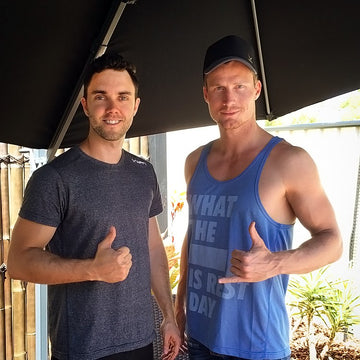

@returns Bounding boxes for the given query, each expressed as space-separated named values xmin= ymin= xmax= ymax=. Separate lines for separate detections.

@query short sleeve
xmin=148 ymin=165 xmax=163 ymax=218
xmin=19 ymin=165 xmax=66 ymax=227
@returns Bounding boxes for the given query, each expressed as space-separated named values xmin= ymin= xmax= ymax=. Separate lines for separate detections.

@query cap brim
xmin=204 ymin=56 xmax=257 ymax=75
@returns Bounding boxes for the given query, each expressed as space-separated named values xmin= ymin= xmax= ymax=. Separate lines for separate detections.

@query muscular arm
xmin=220 ymin=145 xmax=342 ymax=283
xmin=277 ymin=146 xmax=342 ymax=273
xmin=7 ymin=217 xmax=132 ymax=284
xmin=149 ymin=216 xmax=180 ymax=359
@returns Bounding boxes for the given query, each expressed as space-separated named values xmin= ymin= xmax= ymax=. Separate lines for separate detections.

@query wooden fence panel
xmin=0 ymin=144 xmax=31 ymax=359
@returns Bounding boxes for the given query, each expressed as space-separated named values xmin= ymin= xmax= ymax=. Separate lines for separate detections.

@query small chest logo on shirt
xmin=132 ymin=159 xmax=147 ymax=165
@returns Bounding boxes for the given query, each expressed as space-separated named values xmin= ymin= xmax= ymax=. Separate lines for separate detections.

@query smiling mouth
xmin=104 ymin=119 xmax=121 ymax=125
xmin=221 ymin=111 xmax=238 ymax=116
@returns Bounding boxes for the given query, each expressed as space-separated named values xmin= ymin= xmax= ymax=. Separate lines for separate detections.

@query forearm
xmin=277 ymin=229 xmax=343 ymax=275
xmin=174 ymin=235 xmax=188 ymax=313
xmin=220 ymin=225 xmax=343 ymax=284
xmin=8 ymin=218 xmax=132 ymax=284
xmin=8 ymin=217 xmax=96 ymax=284
xmin=7 ymin=247 xmax=94 ymax=284
xmin=150 ymin=244 xmax=175 ymax=321
xmin=175 ymin=271 xmax=187 ymax=312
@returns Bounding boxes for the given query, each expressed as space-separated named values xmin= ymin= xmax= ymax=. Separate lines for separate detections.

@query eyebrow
xmin=90 ymin=90 xmax=133 ymax=96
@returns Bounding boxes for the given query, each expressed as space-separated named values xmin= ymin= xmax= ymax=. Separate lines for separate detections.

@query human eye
xmin=214 ymin=86 xmax=225 ymax=92
xmin=235 ymin=84 xmax=245 ymax=90
xmin=118 ymin=92 xmax=132 ymax=101
xmin=94 ymin=94 xmax=105 ymax=101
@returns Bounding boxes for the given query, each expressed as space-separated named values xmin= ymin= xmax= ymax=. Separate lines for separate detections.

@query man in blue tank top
xmin=8 ymin=53 xmax=180 ymax=360
xmin=175 ymin=35 xmax=342 ymax=360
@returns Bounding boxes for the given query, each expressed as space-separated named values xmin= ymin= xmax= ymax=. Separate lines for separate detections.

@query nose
xmin=106 ymin=98 xmax=120 ymax=113
xmin=222 ymin=89 xmax=235 ymax=106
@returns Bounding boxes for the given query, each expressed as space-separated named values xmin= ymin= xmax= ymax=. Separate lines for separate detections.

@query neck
xmin=217 ymin=122 xmax=268 ymax=154
xmin=79 ymin=137 xmax=124 ymax=164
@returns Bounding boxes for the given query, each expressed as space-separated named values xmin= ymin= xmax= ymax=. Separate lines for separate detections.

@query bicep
xmin=10 ymin=216 xmax=57 ymax=253
xmin=285 ymin=149 xmax=338 ymax=235
xmin=7 ymin=217 xmax=57 ymax=278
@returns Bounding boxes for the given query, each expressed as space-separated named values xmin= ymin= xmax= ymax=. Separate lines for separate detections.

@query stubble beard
xmin=92 ymin=123 xmax=128 ymax=142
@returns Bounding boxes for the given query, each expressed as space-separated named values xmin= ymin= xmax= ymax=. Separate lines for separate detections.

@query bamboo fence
xmin=0 ymin=137 xmax=148 ymax=359
xmin=0 ymin=143 xmax=32 ymax=360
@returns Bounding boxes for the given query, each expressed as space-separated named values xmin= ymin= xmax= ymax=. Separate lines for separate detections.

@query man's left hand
xmin=219 ymin=221 xmax=278 ymax=284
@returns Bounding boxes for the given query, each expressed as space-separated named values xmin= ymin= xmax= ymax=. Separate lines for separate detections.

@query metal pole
xmin=47 ymin=1 xmax=129 ymax=162
xmin=250 ymin=0 xmax=273 ymax=120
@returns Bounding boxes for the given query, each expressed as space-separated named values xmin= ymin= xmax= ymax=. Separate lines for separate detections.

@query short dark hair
xmin=83 ymin=52 xmax=139 ymax=98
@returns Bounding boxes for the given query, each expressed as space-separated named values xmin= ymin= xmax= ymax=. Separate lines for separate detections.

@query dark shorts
xmin=188 ymin=337 xmax=290 ymax=360
xmin=51 ymin=342 xmax=153 ymax=360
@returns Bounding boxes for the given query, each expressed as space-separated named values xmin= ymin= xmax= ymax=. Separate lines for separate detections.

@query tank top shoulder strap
xmin=255 ymin=136 xmax=283 ymax=177
xmin=262 ymin=136 xmax=283 ymax=158
xmin=201 ymin=141 xmax=213 ymax=158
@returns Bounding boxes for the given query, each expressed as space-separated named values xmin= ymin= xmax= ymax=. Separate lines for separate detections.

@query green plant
xmin=288 ymin=267 xmax=331 ymax=360
xmin=322 ymin=280 xmax=360 ymax=339
xmin=288 ymin=266 xmax=360 ymax=359
xmin=318 ymin=279 xmax=360 ymax=359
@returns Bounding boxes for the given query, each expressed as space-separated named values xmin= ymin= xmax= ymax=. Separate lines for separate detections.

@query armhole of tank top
xmin=254 ymin=136 xmax=289 ymax=227
xmin=256 ymin=136 xmax=282 ymax=180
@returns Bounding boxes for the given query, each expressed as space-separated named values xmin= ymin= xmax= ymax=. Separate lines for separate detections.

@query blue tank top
xmin=186 ymin=136 xmax=293 ymax=359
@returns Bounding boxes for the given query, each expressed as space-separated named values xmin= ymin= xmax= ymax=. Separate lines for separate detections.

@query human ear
xmin=80 ymin=97 xmax=89 ymax=117
xmin=133 ymin=97 xmax=141 ymax=116
xmin=254 ymin=80 xmax=262 ymax=100
xmin=203 ymin=86 xmax=209 ymax=103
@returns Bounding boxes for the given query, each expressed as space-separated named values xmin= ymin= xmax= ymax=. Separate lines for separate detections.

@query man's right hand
xmin=91 ymin=226 xmax=132 ymax=282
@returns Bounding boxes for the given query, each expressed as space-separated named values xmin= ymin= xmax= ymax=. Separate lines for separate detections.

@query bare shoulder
xmin=271 ymin=139 xmax=318 ymax=181
xmin=184 ymin=145 xmax=206 ymax=185
xmin=272 ymin=139 xmax=311 ymax=160
xmin=261 ymin=138 xmax=326 ymax=224
xmin=269 ymin=140 xmax=328 ymax=224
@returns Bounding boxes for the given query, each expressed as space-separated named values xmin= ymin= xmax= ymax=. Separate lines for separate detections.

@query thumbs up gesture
xmin=91 ymin=226 xmax=132 ymax=283
xmin=219 ymin=222 xmax=277 ymax=284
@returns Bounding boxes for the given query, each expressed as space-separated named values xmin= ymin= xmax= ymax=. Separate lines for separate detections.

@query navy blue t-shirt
xmin=19 ymin=147 xmax=163 ymax=360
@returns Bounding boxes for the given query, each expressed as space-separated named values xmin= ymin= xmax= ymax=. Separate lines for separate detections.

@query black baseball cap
xmin=203 ymin=35 xmax=258 ymax=75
